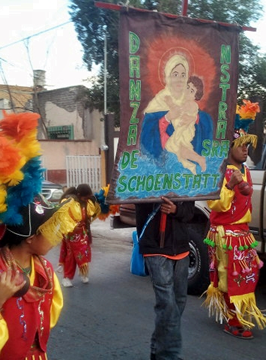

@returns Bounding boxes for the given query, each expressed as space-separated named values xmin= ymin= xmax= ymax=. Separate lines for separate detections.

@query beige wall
xmin=35 ymin=85 xmax=107 ymax=186
xmin=40 ymin=140 xmax=100 ymax=169
xmin=45 ymin=101 xmax=84 ymax=139
xmin=39 ymin=140 xmax=106 ymax=187
xmin=42 ymin=102 xmax=103 ymax=143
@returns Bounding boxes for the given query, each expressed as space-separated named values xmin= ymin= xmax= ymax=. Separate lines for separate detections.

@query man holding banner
xmin=136 ymin=197 xmax=194 ymax=360
xmin=105 ymin=5 xmax=246 ymax=359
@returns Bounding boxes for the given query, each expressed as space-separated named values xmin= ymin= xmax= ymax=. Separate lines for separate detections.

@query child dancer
xmin=0 ymin=111 xmax=83 ymax=359
xmin=59 ymin=184 xmax=101 ymax=287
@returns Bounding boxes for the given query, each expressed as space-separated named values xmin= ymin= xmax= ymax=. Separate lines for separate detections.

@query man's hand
xmin=227 ymin=169 xmax=243 ymax=189
xmin=161 ymin=196 xmax=177 ymax=214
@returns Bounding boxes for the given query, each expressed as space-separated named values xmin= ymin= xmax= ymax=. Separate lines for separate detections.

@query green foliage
xmin=69 ymin=0 xmax=266 ymax=125
xmin=187 ymin=0 xmax=262 ymax=24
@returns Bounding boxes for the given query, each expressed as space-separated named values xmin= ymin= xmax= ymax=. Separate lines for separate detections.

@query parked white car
xmin=41 ymin=180 xmax=64 ymax=203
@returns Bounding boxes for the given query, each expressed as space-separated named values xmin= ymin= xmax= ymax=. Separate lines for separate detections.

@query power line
xmin=0 ymin=21 xmax=72 ymax=51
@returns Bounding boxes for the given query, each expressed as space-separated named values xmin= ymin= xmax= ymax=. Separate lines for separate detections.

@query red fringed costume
xmin=203 ymin=164 xmax=266 ymax=329
xmin=59 ymin=198 xmax=100 ymax=279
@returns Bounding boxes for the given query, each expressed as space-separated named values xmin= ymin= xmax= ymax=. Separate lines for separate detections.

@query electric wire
xmin=0 ymin=21 xmax=72 ymax=51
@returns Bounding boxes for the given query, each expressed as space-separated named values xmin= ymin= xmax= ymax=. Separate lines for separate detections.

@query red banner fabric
xmin=107 ymin=8 xmax=241 ymax=204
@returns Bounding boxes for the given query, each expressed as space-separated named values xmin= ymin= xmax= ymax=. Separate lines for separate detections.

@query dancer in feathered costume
xmin=0 ymin=112 xmax=84 ymax=359
xmin=58 ymin=184 xmax=119 ymax=287
xmin=203 ymin=100 xmax=266 ymax=339
xmin=58 ymin=184 xmax=101 ymax=287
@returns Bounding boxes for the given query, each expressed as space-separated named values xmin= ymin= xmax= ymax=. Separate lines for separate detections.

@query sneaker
xmin=62 ymin=278 xmax=73 ymax=287
xmin=82 ymin=276 xmax=89 ymax=284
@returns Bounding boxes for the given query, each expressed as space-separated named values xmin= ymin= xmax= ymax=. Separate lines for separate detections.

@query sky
xmin=0 ymin=0 xmax=94 ymax=89
xmin=0 ymin=0 xmax=265 ymax=90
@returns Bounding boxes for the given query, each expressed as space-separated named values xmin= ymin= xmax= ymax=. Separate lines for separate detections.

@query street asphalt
xmin=46 ymin=218 xmax=266 ymax=360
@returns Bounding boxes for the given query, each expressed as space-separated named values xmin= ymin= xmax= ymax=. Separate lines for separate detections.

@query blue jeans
xmin=145 ymin=255 xmax=189 ymax=360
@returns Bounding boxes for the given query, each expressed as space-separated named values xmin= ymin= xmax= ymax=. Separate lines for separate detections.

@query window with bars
xmin=47 ymin=125 xmax=74 ymax=140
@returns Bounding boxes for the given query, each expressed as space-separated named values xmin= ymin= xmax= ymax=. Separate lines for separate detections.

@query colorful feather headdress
xmin=233 ymin=100 xmax=260 ymax=148
xmin=0 ymin=112 xmax=83 ymax=246
xmin=0 ymin=111 xmax=43 ymax=225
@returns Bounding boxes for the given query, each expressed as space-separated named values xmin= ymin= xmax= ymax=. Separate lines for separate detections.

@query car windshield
xmin=247 ymin=143 xmax=266 ymax=170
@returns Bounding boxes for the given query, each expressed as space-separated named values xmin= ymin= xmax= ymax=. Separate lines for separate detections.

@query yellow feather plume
xmin=38 ymin=198 xmax=83 ymax=246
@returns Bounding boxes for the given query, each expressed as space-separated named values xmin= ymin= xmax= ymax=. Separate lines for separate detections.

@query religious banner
xmin=107 ymin=8 xmax=241 ymax=204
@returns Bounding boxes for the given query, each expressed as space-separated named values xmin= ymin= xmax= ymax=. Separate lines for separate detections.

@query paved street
xmin=46 ymin=218 xmax=266 ymax=360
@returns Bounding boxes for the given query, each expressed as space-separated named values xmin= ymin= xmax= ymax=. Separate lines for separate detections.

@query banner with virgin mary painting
xmin=107 ymin=7 xmax=241 ymax=204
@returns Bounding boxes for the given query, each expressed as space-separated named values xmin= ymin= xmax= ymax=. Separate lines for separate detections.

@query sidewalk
xmin=91 ymin=217 xmax=135 ymax=242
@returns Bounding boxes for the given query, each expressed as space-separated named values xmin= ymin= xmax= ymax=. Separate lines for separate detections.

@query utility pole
xmin=102 ymin=33 xmax=109 ymax=153
xmin=102 ymin=33 xmax=109 ymax=187
xmin=104 ymin=33 xmax=107 ymax=115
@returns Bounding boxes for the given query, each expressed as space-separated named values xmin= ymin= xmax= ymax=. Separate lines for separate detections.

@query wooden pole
xmin=182 ymin=0 xmax=188 ymax=16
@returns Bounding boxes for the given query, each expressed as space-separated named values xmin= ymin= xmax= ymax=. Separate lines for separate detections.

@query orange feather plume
xmin=236 ymin=100 xmax=260 ymax=120
xmin=0 ymin=112 xmax=40 ymax=142
xmin=0 ymin=136 xmax=22 ymax=178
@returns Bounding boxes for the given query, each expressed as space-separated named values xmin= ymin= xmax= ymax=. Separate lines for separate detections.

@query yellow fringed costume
xmin=203 ymin=164 xmax=266 ymax=332
xmin=202 ymin=100 xmax=266 ymax=336
xmin=38 ymin=198 xmax=84 ymax=247
xmin=58 ymin=185 xmax=102 ymax=285
xmin=204 ymin=165 xmax=266 ymax=329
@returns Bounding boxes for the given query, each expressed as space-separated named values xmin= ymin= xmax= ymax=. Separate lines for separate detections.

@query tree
xmin=69 ymin=0 xmax=265 ymax=125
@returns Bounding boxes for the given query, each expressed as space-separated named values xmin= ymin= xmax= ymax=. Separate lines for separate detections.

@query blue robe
xmin=140 ymin=110 xmax=213 ymax=159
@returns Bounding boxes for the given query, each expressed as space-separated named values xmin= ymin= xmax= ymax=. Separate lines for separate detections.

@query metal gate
xmin=66 ymin=155 xmax=101 ymax=192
